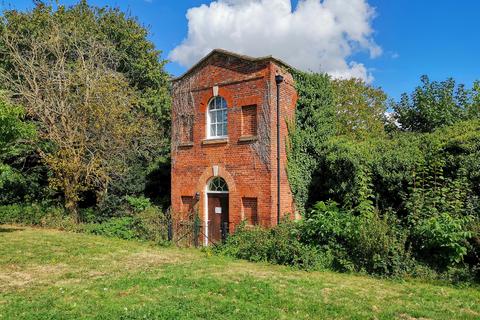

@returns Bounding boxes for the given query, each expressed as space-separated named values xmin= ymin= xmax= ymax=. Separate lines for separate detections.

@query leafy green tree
xmin=0 ymin=1 xmax=170 ymax=218
xmin=332 ymin=78 xmax=387 ymax=140
xmin=0 ymin=97 xmax=34 ymax=152
xmin=393 ymin=75 xmax=475 ymax=132
xmin=95 ymin=4 xmax=171 ymax=132
xmin=0 ymin=96 xmax=42 ymax=203
xmin=469 ymin=81 xmax=480 ymax=118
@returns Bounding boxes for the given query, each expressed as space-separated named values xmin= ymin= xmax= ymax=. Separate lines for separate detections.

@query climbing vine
xmin=286 ymin=70 xmax=336 ymax=213
xmin=251 ymin=80 xmax=272 ymax=167
xmin=171 ymin=72 xmax=200 ymax=159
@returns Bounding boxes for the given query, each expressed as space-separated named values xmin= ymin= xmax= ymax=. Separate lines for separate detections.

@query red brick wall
xmin=241 ymin=105 xmax=257 ymax=137
xmin=171 ymin=51 xmax=297 ymax=244
xmin=268 ymin=64 xmax=298 ymax=223
xmin=242 ymin=197 xmax=258 ymax=225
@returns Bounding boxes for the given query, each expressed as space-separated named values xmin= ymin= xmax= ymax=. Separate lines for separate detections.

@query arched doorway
xmin=206 ymin=177 xmax=229 ymax=244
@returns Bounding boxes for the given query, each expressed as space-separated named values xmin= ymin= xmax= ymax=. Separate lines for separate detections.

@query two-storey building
xmin=171 ymin=49 xmax=297 ymax=245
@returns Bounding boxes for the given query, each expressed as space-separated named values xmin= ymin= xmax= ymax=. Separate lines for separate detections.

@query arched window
xmin=207 ymin=96 xmax=228 ymax=138
xmin=207 ymin=177 xmax=228 ymax=193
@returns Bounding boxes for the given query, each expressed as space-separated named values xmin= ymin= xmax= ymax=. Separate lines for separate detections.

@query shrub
xmin=440 ymin=265 xmax=480 ymax=285
xmin=125 ymin=195 xmax=152 ymax=213
xmin=0 ymin=203 xmax=42 ymax=225
xmin=405 ymin=152 xmax=478 ymax=268
xmin=85 ymin=206 xmax=170 ymax=244
xmin=218 ymin=223 xmax=272 ymax=262
xmin=268 ymin=221 xmax=326 ymax=270
xmin=134 ymin=206 xmax=170 ymax=244
xmin=78 ymin=207 xmax=98 ymax=224
xmin=300 ymin=200 xmax=353 ymax=245
xmin=217 ymin=221 xmax=326 ymax=270
xmin=467 ymin=218 xmax=480 ymax=268
xmin=300 ymin=201 xmax=411 ymax=276
xmin=86 ymin=217 xmax=138 ymax=240
xmin=413 ymin=213 xmax=473 ymax=266
xmin=352 ymin=212 xmax=411 ymax=275
xmin=0 ymin=201 xmax=171 ymax=244
xmin=0 ymin=203 xmax=77 ymax=230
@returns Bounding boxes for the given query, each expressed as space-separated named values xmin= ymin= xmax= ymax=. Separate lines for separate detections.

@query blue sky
xmin=1 ymin=0 xmax=479 ymax=100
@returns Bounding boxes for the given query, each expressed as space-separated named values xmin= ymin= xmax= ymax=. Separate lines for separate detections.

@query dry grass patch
xmin=0 ymin=263 xmax=69 ymax=291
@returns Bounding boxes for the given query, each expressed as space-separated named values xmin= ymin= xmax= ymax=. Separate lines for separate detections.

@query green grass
xmin=0 ymin=225 xmax=479 ymax=319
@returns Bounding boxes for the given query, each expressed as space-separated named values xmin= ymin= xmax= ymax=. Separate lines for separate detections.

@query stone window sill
xmin=178 ymin=142 xmax=194 ymax=148
xmin=202 ymin=137 xmax=228 ymax=145
xmin=238 ymin=135 xmax=258 ymax=143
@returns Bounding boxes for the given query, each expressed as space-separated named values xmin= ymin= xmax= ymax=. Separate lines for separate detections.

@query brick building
xmin=171 ymin=49 xmax=297 ymax=245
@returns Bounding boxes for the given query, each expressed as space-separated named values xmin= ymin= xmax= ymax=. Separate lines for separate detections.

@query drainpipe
xmin=275 ymin=74 xmax=284 ymax=225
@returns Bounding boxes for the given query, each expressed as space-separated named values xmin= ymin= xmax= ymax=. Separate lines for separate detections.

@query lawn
xmin=0 ymin=225 xmax=479 ymax=319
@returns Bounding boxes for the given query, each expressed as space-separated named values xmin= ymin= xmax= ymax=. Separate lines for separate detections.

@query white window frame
xmin=206 ymin=96 xmax=228 ymax=139
xmin=207 ymin=177 xmax=229 ymax=194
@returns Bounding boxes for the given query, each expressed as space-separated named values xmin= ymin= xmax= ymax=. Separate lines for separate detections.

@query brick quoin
xmin=171 ymin=49 xmax=297 ymax=245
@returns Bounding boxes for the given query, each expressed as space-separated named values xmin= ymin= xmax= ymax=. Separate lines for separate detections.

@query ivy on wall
xmin=287 ymin=70 xmax=336 ymax=213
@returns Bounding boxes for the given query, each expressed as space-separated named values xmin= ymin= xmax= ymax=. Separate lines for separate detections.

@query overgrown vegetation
xmin=0 ymin=199 xmax=171 ymax=245
xmin=0 ymin=0 xmax=479 ymax=287
xmin=276 ymin=70 xmax=480 ymax=282
xmin=220 ymin=70 xmax=480 ymax=284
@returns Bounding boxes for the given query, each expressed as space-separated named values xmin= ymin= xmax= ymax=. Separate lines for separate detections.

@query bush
xmin=0 ymin=203 xmax=44 ymax=225
xmin=125 ymin=195 xmax=152 ymax=212
xmin=218 ymin=223 xmax=272 ymax=262
xmin=85 ymin=206 xmax=170 ymax=244
xmin=0 ymin=203 xmax=78 ymax=230
xmin=217 ymin=221 xmax=327 ymax=271
xmin=268 ymin=221 xmax=326 ymax=269
xmin=413 ymin=213 xmax=473 ymax=266
xmin=134 ymin=207 xmax=170 ymax=244
xmin=352 ymin=212 xmax=411 ymax=275
xmin=0 ymin=201 xmax=170 ymax=244
xmin=300 ymin=201 xmax=412 ymax=276
xmin=218 ymin=201 xmax=413 ymax=276
xmin=85 ymin=217 xmax=138 ymax=240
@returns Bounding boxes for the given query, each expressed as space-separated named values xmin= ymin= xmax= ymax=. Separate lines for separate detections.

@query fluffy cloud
xmin=169 ymin=0 xmax=381 ymax=82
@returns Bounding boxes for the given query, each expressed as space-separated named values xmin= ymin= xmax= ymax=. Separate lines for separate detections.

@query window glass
xmin=208 ymin=96 xmax=228 ymax=138
xmin=208 ymin=177 xmax=228 ymax=192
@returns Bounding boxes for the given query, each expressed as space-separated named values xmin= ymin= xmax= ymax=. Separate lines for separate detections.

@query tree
xmin=0 ymin=97 xmax=34 ymax=152
xmin=95 ymin=4 xmax=171 ymax=133
xmin=0 ymin=96 xmax=40 ymax=203
xmin=469 ymin=81 xmax=480 ymax=118
xmin=0 ymin=2 xmax=168 ymax=220
xmin=332 ymin=78 xmax=387 ymax=140
xmin=393 ymin=75 xmax=475 ymax=132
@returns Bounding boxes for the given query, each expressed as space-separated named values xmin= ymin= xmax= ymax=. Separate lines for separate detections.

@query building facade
xmin=171 ymin=49 xmax=297 ymax=245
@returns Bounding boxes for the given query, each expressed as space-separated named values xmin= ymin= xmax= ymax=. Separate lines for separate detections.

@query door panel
xmin=207 ymin=193 xmax=228 ymax=244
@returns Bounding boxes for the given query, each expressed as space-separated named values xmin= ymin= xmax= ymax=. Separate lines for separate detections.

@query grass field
xmin=0 ymin=225 xmax=479 ymax=319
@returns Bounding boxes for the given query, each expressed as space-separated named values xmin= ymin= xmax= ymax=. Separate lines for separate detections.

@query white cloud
xmin=169 ymin=0 xmax=381 ymax=82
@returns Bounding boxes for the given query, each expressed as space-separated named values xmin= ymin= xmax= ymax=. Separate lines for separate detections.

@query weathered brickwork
xmin=171 ymin=49 xmax=297 ymax=244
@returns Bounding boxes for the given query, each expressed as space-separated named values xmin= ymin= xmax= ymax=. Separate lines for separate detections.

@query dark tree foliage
xmin=288 ymin=71 xmax=390 ymax=211
xmin=0 ymin=1 xmax=171 ymax=215
xmin=287 ymin=70 xmax=336 ymax=213
xmin=0 ymin=97 xmax=48 ymax=204
xmin=286 ymin=72 xmax=480 ymax=274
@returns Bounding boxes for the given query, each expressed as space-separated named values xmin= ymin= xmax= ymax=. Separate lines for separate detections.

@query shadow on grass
xmin=0 ymin=226 xmax=25 ymax=233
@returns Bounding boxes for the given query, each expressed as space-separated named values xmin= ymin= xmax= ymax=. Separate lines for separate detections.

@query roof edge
xmin=171 ymin=49 xmax=293 ymax=82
